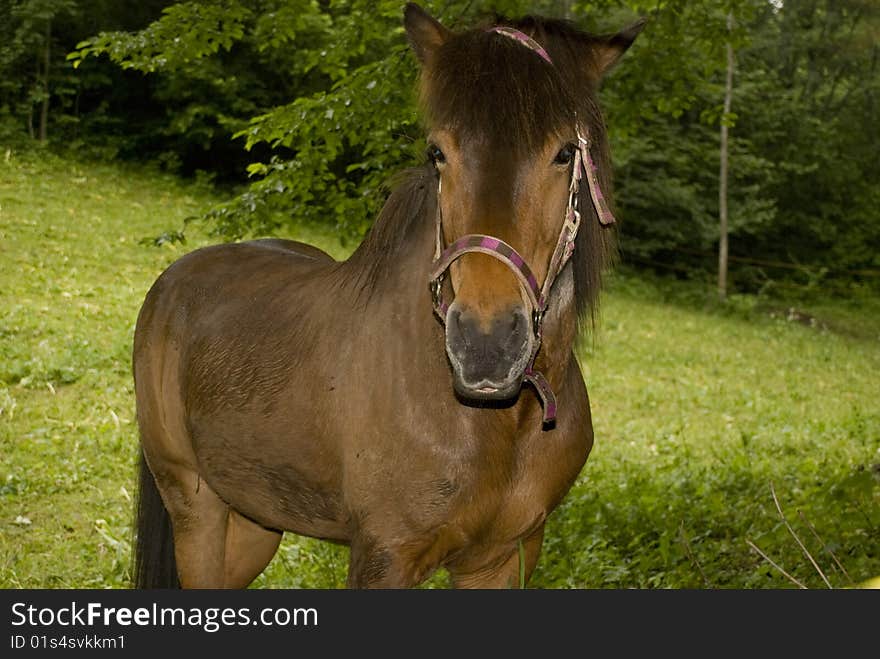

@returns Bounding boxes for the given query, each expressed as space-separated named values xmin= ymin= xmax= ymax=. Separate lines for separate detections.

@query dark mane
xmin=352 ymin=14 xmax=618 ymax=323
xmin=344 ymin=165 xmax=436 ymax=298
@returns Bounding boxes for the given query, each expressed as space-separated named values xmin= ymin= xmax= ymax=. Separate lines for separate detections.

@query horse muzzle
xmin=444 ymin=302 xmax=534 ymax=400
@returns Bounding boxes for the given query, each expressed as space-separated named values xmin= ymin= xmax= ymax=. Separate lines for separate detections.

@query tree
xmin=718 ymin=12 xmax=734 ymax=299
xmin=0 ymin=0 xmax=78 ymax=141
xmin=0 ymin=0 xmax=177 ymax=148
xmin=732 ymin=0 xmax=880 ymax=288
xmin=71 ymin=1 xmax=530 ymax=238
xmin=10 ymin=0 xmax=876 ymax=293
xmin=610 ymin=0 xmax=879 ymax=292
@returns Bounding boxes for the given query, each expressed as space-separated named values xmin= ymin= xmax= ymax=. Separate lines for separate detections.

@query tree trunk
xmin=73 ymin=87 xmax=81 ymax=141
xmin=27 ymin=52 xmax=39 ymax=140
xmin=27 ymin=103 xmax=35 ymax=140
xmin=560 ymin=0 xmax=572 ymax=20
xmin=718 ymin=14 xmax=734 ymax=300
xmin=39 ymin=19 xmax=51 ymax=143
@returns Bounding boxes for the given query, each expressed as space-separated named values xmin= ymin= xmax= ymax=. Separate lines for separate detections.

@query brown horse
xmin=132 ymin=3 xmax=643 ymax=589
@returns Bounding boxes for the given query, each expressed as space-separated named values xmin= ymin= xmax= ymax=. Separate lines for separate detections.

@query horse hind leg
xmin=224 ymin=509 xmax=283 ymax=588
xmin=145 ymin=459 xmax=281 ymax=588
xmin=155 ymin=469 xmax=282 ymax=588
xmin=134 ymin=353 xmax=281 ymax=587
xmin=134 ymin=327 xmax=280 ymax=587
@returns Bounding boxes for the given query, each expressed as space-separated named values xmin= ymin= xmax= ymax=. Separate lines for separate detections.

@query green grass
xmin=539 ymin=275 xmax=879 ymax=588
xmin=1 ymin=150 xmax=877 ymax=589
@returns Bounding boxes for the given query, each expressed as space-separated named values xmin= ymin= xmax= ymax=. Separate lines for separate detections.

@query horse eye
xmin=554 ymin=143 xmax=575 ymax=166
xmin=427 ymin=144 xmax=446 ymax=166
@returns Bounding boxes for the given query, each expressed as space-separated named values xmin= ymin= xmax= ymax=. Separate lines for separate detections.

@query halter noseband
xmin=429 ymin=26 xmax=615 ymax=427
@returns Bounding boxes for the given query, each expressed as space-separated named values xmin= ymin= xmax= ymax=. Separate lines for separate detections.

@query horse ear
xmin=592 ymin=17 xmax=647 ymax=76
xmin=404 ymin=3 xmax=452 ymax=63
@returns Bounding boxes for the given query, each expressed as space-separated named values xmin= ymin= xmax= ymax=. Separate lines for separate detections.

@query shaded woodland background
xmin=2 ymin=0 xmax=878 ymax=297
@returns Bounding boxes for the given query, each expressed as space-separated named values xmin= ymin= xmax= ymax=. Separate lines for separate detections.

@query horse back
xmin=134 ymin=238 xmax=336 ymax=359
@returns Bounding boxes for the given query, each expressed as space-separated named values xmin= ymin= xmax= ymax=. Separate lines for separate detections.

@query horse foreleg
xmin=347 ymin=531 xmax=454 ymax=589
xmin=448 ymin=524 xmax=546 ymax=589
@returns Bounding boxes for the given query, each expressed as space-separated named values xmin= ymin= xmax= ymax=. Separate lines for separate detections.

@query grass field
xmin=1 ymin=149 xmax=877 ymax=589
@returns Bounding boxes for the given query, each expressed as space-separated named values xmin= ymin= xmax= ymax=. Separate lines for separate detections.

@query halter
xmin=429 ymin=26 xmax=615 ymax=426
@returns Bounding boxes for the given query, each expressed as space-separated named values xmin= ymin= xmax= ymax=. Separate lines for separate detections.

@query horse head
xmin=405 ymin=3 xmax=644 ymax=412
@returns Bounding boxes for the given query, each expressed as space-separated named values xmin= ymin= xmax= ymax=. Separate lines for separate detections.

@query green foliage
xmin=215 ymin=44 xmax=420 ymax=240
xmin=4 ymin=0 xmax=878 ymax=287
xmin=536 ymin=269 xmax=880 ymax=588
xmin=0 ymin=0 xmax=77 ymax=138
xmin=612 ymin=0 xmax=880 ymax=290
xmin=0 ymin=1 xmax=179 ymax=155
xmin=70 ymin=1 xmax=253 ymax=73
xmin=67 ymin=1 xmax=463 ymax=238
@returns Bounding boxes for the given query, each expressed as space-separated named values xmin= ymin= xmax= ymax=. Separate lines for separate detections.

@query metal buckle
xmin=532 ymin=308 xmax=545 ymax=335
xmin=431 ymin=275 xmax=444 ymax=307
xmin=576 ymin=124 xmax=591 ymax=149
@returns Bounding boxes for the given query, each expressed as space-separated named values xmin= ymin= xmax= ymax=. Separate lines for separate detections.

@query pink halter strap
xmin=488 ymin=26 xmax=553 ymax=64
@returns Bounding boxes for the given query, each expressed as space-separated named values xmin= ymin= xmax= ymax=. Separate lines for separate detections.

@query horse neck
xmin=337 ymin=204 xmax=439 ymax=331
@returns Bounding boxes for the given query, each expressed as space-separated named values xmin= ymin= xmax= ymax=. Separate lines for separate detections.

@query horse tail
xmin=132 ymin=452 xmax=180 ymax=588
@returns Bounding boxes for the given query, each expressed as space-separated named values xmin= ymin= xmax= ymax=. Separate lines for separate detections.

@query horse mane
xmin=350 ymin=14 xmax=618 ymax=324
xmin=343 ymin=164 xmax=436 ymax=300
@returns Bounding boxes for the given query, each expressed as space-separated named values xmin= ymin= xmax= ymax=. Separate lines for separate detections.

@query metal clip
xmin=532 ymin=307 xmax=545 ymax=336
xmin=431 ymin=276 xmax=444 ymax=307
xmin=576 ymin=123 xmax=591 ymax=149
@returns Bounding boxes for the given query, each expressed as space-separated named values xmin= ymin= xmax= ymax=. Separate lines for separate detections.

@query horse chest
xmin=427 ymin=426 xmax=588 ymax=551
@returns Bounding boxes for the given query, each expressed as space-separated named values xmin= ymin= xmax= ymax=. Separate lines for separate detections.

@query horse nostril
xmin=447 ymin=308 xmax=464 ymax=341
xmin=445 ymin=302 xmax=533 ymax=391
xmin=443 ymin=306 xmax=533 ymax=400
xmin=493 ymin=309 xmax=529 ymax=349
xmin=501 ymin=313 xmax=520 ymax=333
xmin=512 ymin=309 xmax=528 ymax=338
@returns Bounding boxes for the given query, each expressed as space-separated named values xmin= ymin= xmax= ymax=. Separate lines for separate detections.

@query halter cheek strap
xmin=429 ymin=27 xmax=615 ymax=427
